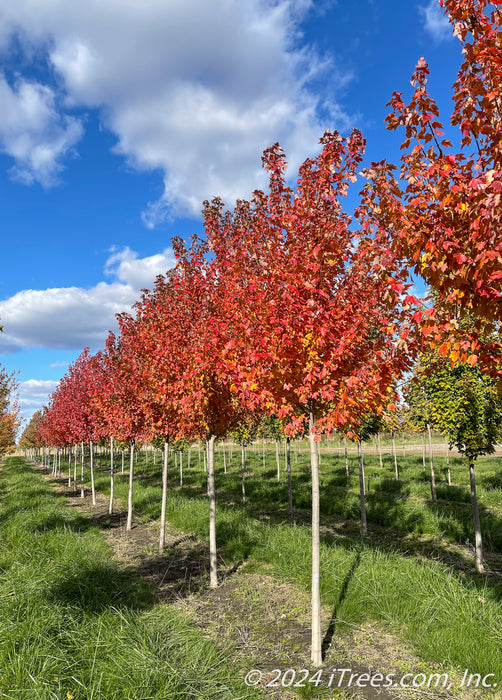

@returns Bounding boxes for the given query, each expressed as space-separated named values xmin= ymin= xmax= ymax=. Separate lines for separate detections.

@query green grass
xmin=0 ymin=457 xmax=259 ymax=700
xmin=69 ymin=441 xmax=502 ymax=685
xmin=29 ymin=442 xmax=502 ymax=688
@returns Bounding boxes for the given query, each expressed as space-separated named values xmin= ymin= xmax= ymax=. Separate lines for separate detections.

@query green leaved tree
xmin=411 ymin=353 xmax=502 ymax=572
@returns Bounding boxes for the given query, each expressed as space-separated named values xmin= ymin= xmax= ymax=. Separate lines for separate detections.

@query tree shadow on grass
xmin=47 ymin=561 xmax=154 ymax=614
xmin=322 ymin=549 xmax=361 ymax=659
xmin=135 ymin=544 xmax=212 ymax=601
xmin=30 ymin=512 xmax=93 ymax=534
xmin=365 ymin=478 xmax=420 ymax=532
xmin=423 ymin=494 xmax=502 ymax=557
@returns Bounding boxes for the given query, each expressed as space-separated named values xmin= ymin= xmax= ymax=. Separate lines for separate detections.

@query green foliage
xmin=230 ymin=416 xmax=259 ymax=446
xmin=410 ymin=354 xmax=502 ymax=462
xmin=358 ymin=413 xmax=384 ymax=442
xmin=256 ymin=414 xmax=284 ymax=441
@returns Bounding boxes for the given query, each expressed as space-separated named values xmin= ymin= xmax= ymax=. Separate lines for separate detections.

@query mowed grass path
xmin=0 ymin=457 xmax=259 ymax=700
xmin=83 ymin=442 xmax=502 ymax=686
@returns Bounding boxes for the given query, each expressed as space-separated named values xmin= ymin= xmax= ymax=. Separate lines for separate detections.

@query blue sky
xmin=0 ymin=0 xmax=460 ymax=425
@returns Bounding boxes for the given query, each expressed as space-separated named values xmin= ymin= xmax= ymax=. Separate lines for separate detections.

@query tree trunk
xmin=80 ymin=441 xmax=85 ymax=498
xmin=275 ymin=439 xmax=280 ymax=481
xmin=308 ymin=408 xmax=322 ymax=667
xmin=446 ymin=440 xmax=451 ymax=486
xmin=427 ymin=423 xmax=437 ymax=505
xmin=357 ymin=440 xmax=368 ymax=537
xmin=241 ymin=443 xmax=247 ymax=504
xmin=108 ymin=436 xmax=115 ymax=515
xmin=377 ymin=433 xmax=383 ymax=469
xmin=286 ymin=436 xmax=293 ymax=524
xmin=68 ymin=446 xmax=72 ymax=487
xmin=73 ymin=444 xmax=77 ymax=491
xmin=222 ymin=445 xmax=226 ymax=474
xmin=468 ymin=458 xmax=484 ymax=573
xmin=89 ymin=441 xmax=96 ymax=506
xmin=207 ymin=434 xmax=218 ymax=588
xmin=392 ymin=433 xmax=398 ymax=480
xmin=421 ymin=433 xmax=426 ymax=472
xmin=159 ymin=439 xmax=169 ymax=553
xmin=179 ymin=451 xmax=183 ymax=487
xmin=126 ymin=440 xmax=134 ymax=530
xmin=344 ymin=436 xmax=349 ymax=477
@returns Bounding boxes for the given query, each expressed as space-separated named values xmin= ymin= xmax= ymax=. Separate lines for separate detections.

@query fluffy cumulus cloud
xmin=0 ymin=74 xmax=83 ymax=186
xmin=0 ymin=0 xmax=347 ymax=220
xmin=420 ymin=0 xmax=452 ymax=42
xmin=0 ymin=247 xmax=175 ymax=354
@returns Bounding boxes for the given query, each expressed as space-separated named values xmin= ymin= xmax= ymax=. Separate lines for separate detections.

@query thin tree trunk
xmin=286 ymin=436 xmax=293 ymax=523
xmin=275 ymin=439 xmax=280 ymax=481
xmin=392 ymin=433 xmax=398 ymax=480
xmin=80 ymin=441 xmax=85 ymax=498
xmin=241 ymin=444 xmax=247 ymax=504
xmin=89 ymin=440 xmax=96 ymax=506
xmin=159 ymin=439 xmax=169 ymax=553
xmin=446 ymin=440 xmax=451 ymax=485
xmin=357 ymin=440 xmax=368 ymax=537
xmin=377 ymin=433 xmax=383 ymax=469
xmin=344 ymin=437 xmax=349 ymax=477
xmin=68 ymin=446 xmax=72 ymax=487
xmin=179 ymin=451 xmax=183 ymax=487
xmin=468 ymin=458 xmax=484 ymax=573
xmin=427 ymin=423 xmax=437 ymax=505
xmin=73 ymin=444 xmax=77 ymax=491
xmin=126 ymin=440 xmax=135 ymax=531
xmin=207 ymin=434 xmax=218 ymax=588
xmin=421 ymin=433 xmax=426 ymax=472
xmin=308 ymin=408 xmax=322 ymax=667
xmin=203 ymin=446 xmax=207 ymax=473
xmin=108 ymin=436 xmax=115 ymax=515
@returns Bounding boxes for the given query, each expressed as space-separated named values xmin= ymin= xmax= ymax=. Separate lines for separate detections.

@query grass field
xmin=0 ymin=456 xmax=260 ymax=700
xmin=11 ymin=440 xmax=502 ymax=697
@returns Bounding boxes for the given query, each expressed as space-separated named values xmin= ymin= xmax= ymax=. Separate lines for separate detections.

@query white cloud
xmin=17 ymin=379 xmax=59 ymax=423
xmin=0 ymin=74 xmax=82 ymax=186
xmin=420 ymin=0 xmax=452 ymax=42
xmin=0 ymin=0 xmax=350 ymax=218
xmin=19 ymin=379 xmax=59 ymax=400
xmin=0 ymin=246 xmax=175 ymax=353
xmin=104 ymin=246 xmax=176 ymax=289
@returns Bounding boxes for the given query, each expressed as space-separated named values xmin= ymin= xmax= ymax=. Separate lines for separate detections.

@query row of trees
xmin=20 ymin=0 xmax=502 ymax=666
xmin=0 ymin=365 xmax=18 ymax=458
